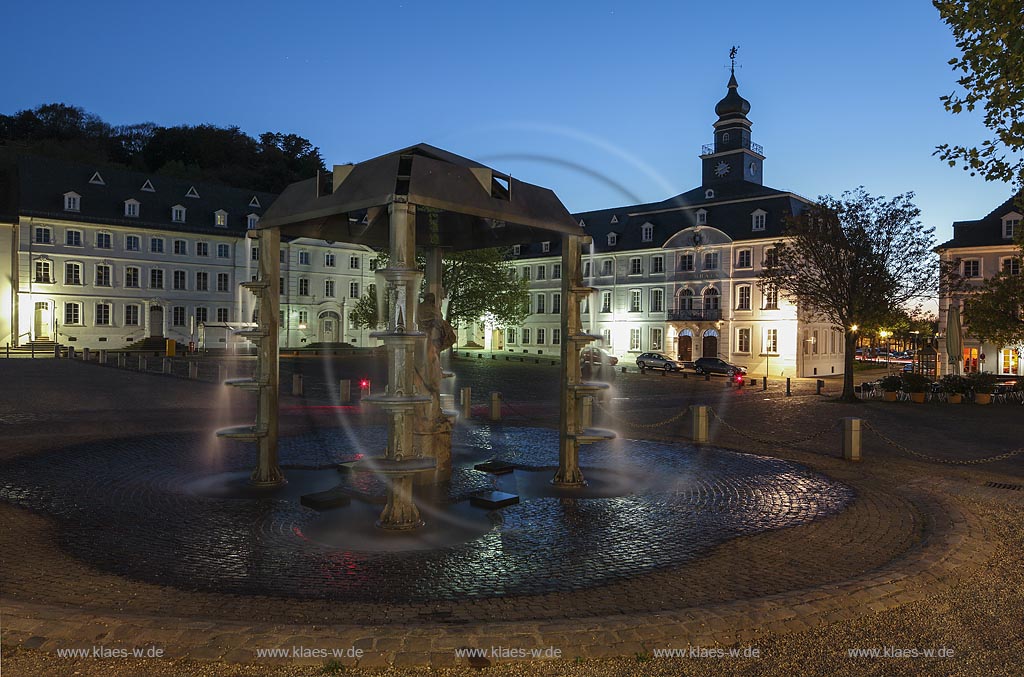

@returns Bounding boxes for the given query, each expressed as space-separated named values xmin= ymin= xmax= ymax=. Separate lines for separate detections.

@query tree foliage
xmin=760 ymin=188 xmax=936 ymax=400
xmin=0 ymin=103 xmax=325 ymax=193
xmin=348 ymin=283 xmax=380 ymax=330
xmin=934 ymin=0 xmax=1024 ymax=196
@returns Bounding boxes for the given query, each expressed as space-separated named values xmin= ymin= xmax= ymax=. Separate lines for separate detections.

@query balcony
xmin=701 ymin=139 xmax=763 ymax=156
xmin=667 ymin=308 xmax=721 ymax=322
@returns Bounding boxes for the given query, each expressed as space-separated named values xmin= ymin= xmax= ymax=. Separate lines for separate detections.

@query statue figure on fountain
xmin=417 ymin=292 xmax=457 ymax=392
xmin=413 ymin=292 xmax=457 ymax=479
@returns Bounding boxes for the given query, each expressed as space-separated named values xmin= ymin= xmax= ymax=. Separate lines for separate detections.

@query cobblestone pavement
xmin=0 ymin=358 xmax=1020 ymax=675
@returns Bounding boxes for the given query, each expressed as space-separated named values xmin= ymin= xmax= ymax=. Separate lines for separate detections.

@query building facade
xmin=0 ymin=152 xmax=376 ymax=351
xmin=936 ymin=195 xmax=1023 ymax=376
xmin=498 ymin=72 xmax=845 ymax=378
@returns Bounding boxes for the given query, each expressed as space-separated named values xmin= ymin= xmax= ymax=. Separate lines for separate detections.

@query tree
xmin=934 ymin=0 xmax=1024 ymax=197
xmin=348 ymin=283 xmax=380 ymax=330
xmin=760 ymin=188 xmax=936 ymax=401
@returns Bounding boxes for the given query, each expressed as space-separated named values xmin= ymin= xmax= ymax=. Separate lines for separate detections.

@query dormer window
xmin=752 ymin=209 xmax=767 ymax=231
xmin=541 ymin=241 xmax=550 ymax=253
xmin=641 ymin=223 xmax=653 ymax=242
xmin=705 ymin=189 xmax=715 ymax=199
xmin=64 ymin=192 xmax=81 ymax=212
xmin=579 ymin=218 xmax=586 ymax=227
xmin=171 ymin=205 xmax=186 ymax=223
xmin=214 ymin=210 xmax=228 ymax=228
xmin=140 ymin=179 xmax=155 ymax=192
xmin=1003 ymin=213 xmax=1021 ymax=239
xmin=512 ymin=244 xmax=521 ymax=256
xmin=246 ymin=213 xmax=259 ymax=230
xmin=696 ymin=209 xmax=707 ymax=225
xmin=124 ymin=199 xmax=139 ymax=218
xmin=88 ymin=171 xmax=105 ymax=186
xmin=248 ymin=196 xmax=261 ymax=208
xmin=607 ymin=232 xmax=618 ymax=246
xmin=185 ymin=186 xmax=201 ymax=199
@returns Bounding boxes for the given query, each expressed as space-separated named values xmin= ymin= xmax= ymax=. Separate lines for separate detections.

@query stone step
xmin=571 ymin=427 xmax=617 ymax=444
xmin=223 ymin=377 xmax=266 ymax=391
xmin=215 ymin=425 xmax=265 ymax=441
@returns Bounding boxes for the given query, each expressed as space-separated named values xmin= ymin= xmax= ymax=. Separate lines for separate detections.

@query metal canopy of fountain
xmin=255 ymin=143 xmax=607 ymax=528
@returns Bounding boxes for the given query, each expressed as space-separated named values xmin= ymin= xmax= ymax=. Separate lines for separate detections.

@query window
xmin=1002 ymin=257 xmax=1021 ymax=275
xmin=552 ymin=263 xmax=561 ymax=279
xmin=552 ymin=293 xmax=561 ymax=314
xmin=521 ymin=266 xmax=531 ymax=280
xmin=737 ymin=328 xmax=751 ymax=353
xmin=552 ymin=328 xmax=561 ymax=345
xmin=764 ymin=328 xmax=779 ymax=354
xmin=584 ymin=261 xmax=591 ymax=277
xmin=630 ymin=328 xmax=641 ymax=351
xmin=90 ymin=231 xmax=109 ymax=249
xmin=507 ymin=328 xmax=517 ymax=344
xmin=703 ymin=287 xmax=720 ymax=310
xmin=752 ymin=210 xmax=767 ymax=231
xmin=512 ymin=245 xmax=521 ymax=256
xmin=736 ymin=285 xmax=751 ymax=310
xmin=95 ymin=303 xmax=111 ymax=326
xmin=678 ymin=289 xmax=695 ymax=309
xmin=522 ymin=328 xmax=531 ymax=344
xmin=1001 ymin=349 xmax=1020 ymax=375
xmin=696 ymin=209 xmax=707 ymax=224
xmin=607 ymin=233 xmax=618 ymax=246
xmin=736 ymin=249 xmax=752 ymax=268
xmin=537 ymin=265 xmax=546 ymax=280
xmin=195 ymin=271 xmax=208 ymax=291
xmin=247 ymin=214 xmax=259 ymax=230
xmin=65 ymin=230 xmax=82 ymax=246
xmin=280 ymin=250 xmax=286 ymax=263
xmin=151 ymin=238 xmax=164 ymax=254
xmin=125 ymin=199 xmax=139 ymax=217
xmin=64 ymin=192 xmax=81 ymax=211
xmin=679 ymin=253 xmax=694 ymax=271
xmin=279 ymin=277 xmax=285 ymax=295
xmin=764 ymin=248 xmax=778 ymax=268
xmin=601 ymin=259 xmax=613 ymax=276
xmin=537 ymin=328 xmax=546 ymax=345
xmin=172 ymin=205 xmax=186 ymax=223
xmin=705 ymin=189 xmax=715 ymax=199
xmin=535 ymin=294 xmax=545 ymax=314
xmin=602 ymin=328 xmax=612 ymax=347
xmin=217 ymin=243 xmax=230 ymax=258
xmin=125 ymin=305 xmax=139 ymax=326
xmin=630 ymin=289 xmax=642 ymax=312
xmin=652 ymin=256 xmax=664 ymax=274
xmin=217 ymin=273 xmax=229 ymax=292
xmin=325 ymin=279 xmax=336 ymax=297
xmin=65 ymin=262 xmax=82 ymax=285
xmin=173 ymin=270 xmax=186 ymax=290
xmin=35 ymin=260 xmax=52 ymax=283
xmin=150 ymin=269 xmax=164 ymax=289
xmin=214 ymin=210 xmax=228 ymax=228
xmin=64 ymin=302 xmax=81 ymax=325
xmin=34 ymin=226 xmax=52 ymax=244
xmin=298 ymin=278 xmax=309 ymax=296
xmin=1004 ymin=215 xmax=1021 ymax=239
xmin=299 ymin=251 xmax=310 ymax=265
xmin=962 ymin=259 xmax=980 ymax=278
xmin=195 ymin=307 xmax=208 ymax=324
xmin=249 ymin=246 xmax=259 ymax=261
xmin=813 ymin=329 xmax=820 ymax=354
xmin=651 ymin=328 xmax=663 ymax=351
xmin=651 ymin=288 xmax=664 ymax=312
xmin=95 ymin=264 xmax=111 ymax=287
xmin=324 ymin=253 xmax=336 ymax=267
xmin=172 ymin=306 xmax=186 ymax=326
xmin=703 ymin=252 xmax=719 ymax=270
xmin=630 ymin=257 xmax=642 ymax=275
xmin=126 ymin=235 xmax=140 ymax=251
xmin=601 ymin=291 xmax=612 ymax=313
xmin=217 ymin=307 xmax=229 ymax=323
xmin=125 ymin=267 xmax=140 ymax=288
xmin=349 ymin=255 xmax=360 ymax=269
xmin=186 ymin=186 xmax=200 ymax=198
xmin=541 ymin=241 xmax=551 ymax=253
xmin=349 ymin=281 xmax=359 ymax=298
xmin=641 ymin=223 xmax=653 ymax=242
xmin=763 ymin=284 xmax=778 ymax=309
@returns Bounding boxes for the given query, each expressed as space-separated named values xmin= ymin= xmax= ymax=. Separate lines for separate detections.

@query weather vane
xmin=729 ymin=46 xmax=739 ymax=75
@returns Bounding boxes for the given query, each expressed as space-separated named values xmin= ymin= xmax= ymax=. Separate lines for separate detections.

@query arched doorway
xmin=34 ymin=301 xmax=50 ymax=340
xmin=149 ymin=306 xmax=164 ymax=338
xmin=702 ymin=328 xmax=719 ymax=358
xmin=677 ymin=329 xmax=693 ymax=361
xmin=319 ymin=311 xmax=341 ymax=343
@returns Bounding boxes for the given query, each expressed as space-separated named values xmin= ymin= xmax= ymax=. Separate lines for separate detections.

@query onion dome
xmin=714 ymin=72 xmax=751 ymax=121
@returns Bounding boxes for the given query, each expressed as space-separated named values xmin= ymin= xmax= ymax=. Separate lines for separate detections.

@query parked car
xmin=693 ymin=357 xmax=747 ymax=376
xmin=636 ymin=352 xmax=683 ymax=371
xmin=580 ymin=347 xmax=618 ymax=366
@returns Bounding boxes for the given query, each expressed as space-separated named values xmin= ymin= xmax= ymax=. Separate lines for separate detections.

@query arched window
xmin=703 ymin=287 xmax=720 ymax=311
xmin=677 ymin=288 xmax=694 ymax=310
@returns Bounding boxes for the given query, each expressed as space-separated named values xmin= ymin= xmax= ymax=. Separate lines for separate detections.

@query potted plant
xmin=901 ymin=373 xmax=932 ymax=403
xmin=967 ymin=371 xmax=998 ymax=405
xmin=879 ymin=375 xmax=903 ymax=402
xmin=938 ymin=374 xmax=967 ymax=404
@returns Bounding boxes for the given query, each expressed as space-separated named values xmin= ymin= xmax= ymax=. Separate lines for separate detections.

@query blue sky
xmin=2 ymin=0 xmax=1015 ymax=244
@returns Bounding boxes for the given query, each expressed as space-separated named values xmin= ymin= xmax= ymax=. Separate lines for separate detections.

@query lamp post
xmin=879 ymin=330 xmax=891 ymax=369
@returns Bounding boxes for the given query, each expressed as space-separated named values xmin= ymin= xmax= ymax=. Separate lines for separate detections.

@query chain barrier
xmin=710 ymin=408 xmax=842 ymax=448
xmin=593 ymin=400 xmax=691 ymax=429
xmin=861 ymin=420 xmax=1024 ymax=465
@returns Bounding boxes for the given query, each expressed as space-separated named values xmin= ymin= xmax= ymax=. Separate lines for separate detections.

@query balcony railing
xmin=701 ymin=139 xmax=763 ymax=156
xmin=667 ymin=308 xmax=721 ymax=322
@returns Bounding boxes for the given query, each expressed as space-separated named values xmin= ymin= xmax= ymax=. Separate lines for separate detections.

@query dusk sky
xmin=3 ymin=0 xmax=1015 ymax=245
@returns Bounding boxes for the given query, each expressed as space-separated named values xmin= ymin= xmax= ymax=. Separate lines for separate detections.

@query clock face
xmin=714 ymin=161 xmax=731 ymax=177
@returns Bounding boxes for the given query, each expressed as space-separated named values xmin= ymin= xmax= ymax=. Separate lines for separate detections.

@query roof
xmin=258 ymin=143 xmax=583 ymax=251
xmin=0 ymin=151 xmax=17 ymax=222
xmin=935 ymin=194 xmax=1023 ymax=250
xmin=6 ymin=150 xmax=277 ymax=235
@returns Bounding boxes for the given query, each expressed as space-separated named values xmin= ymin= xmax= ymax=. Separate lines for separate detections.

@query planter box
xmin=883 ymin=391 xmax=898 ymax=402
xmin=948 ymin=394 xmax=963 ymax=404
xmin=910 ymin=392 xmax=926 ymax=404
xmin=975 ymin=393 xmax=992 ymax=405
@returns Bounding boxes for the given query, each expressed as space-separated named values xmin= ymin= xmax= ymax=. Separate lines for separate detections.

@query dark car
xmin=636 ymin=352 xmax=683 ymax=371
xmin=580 ymin=346 xmax=618 ymax=366
xmin=693 ymin=357 xmax=747 ymax=376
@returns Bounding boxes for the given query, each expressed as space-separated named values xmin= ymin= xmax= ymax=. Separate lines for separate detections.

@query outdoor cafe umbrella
xmin=946 ymin=305 xmax=963 ymax=375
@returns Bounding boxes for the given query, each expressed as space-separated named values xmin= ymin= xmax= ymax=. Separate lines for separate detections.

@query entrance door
xmin=319 ymin=312 xmax=340 ymax=343
xmin=677 ymin=335 xmax=692 ymax=361
xmin=149 ymin=306 xmax=164 ymax=338
xmin=702 ymin=334 xmax=718 ymax=358
xmin=34 ymin=302 xmax=49 ymax=339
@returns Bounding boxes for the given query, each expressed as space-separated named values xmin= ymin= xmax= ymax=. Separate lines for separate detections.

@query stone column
xmin=553 ymin=234 xmax=587 ymax=486
xmin=251 ymin=228 xmax=284 ymax=486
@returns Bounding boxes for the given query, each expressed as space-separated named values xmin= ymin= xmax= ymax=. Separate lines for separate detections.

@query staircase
xmin=122 ymin=336 xmax=188 ymax=354
xmin=6 ymin=339 xmax=59 ymax=357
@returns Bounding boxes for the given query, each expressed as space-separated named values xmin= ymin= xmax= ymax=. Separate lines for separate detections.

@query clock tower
xmin=700 ymin=56 xmax=765 ymax=188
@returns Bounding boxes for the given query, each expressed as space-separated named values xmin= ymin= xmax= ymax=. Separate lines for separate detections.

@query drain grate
xmin=985 ymin=481 xmax=1023 ymax=491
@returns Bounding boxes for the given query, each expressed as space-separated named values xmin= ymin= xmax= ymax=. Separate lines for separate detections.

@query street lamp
xmin=879 ymin=330 xmax=891 ymax=368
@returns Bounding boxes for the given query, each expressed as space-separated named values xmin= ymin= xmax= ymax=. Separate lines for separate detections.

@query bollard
xmin=189 ymin=362 xmax=199 ymax=379
xmin=692 ymin=405 xmax=709 ymax=444
xmin=621 ymin=366 xmax=626 ymax=374
xmin=82 ymin=347 xmax=90 ymax=361
xmin=139 ymin=356 xmax=147 ymax=372
xmin=162 ymin=357 xmax=172 ymax=374
xmin=816 ymin=379 xmax=824 ymax=395
xmin=117 ymin=352 xmax=126 ymax=368
xmin=440 ymin=393 xmax=455 ymax=412
xmin=490 ymin=392 xmax=502 ymax=421
xmin=842 ymin=417 xmax=862 ymax=462
xmin=339 ymin=379 xmax=351 ymax=404
xmin=461 ymin=387 xmax=472 ymax=419
xmin=786 ymin=377 xmax=792 ymax=396
xmin=580 ymin=395 xmax=594 ymax=428
xmin=762 ymin=376 xmax=767 ymax=391
xmin=54 ymin=343 xmax=61 ymax=358
xmin=68 ymin=346 xmax=75 ymax=360
xmin=98 ymin=349 xmax=107 ymax=365
xmin=292 ymin=374 xmax=303 ymax=396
